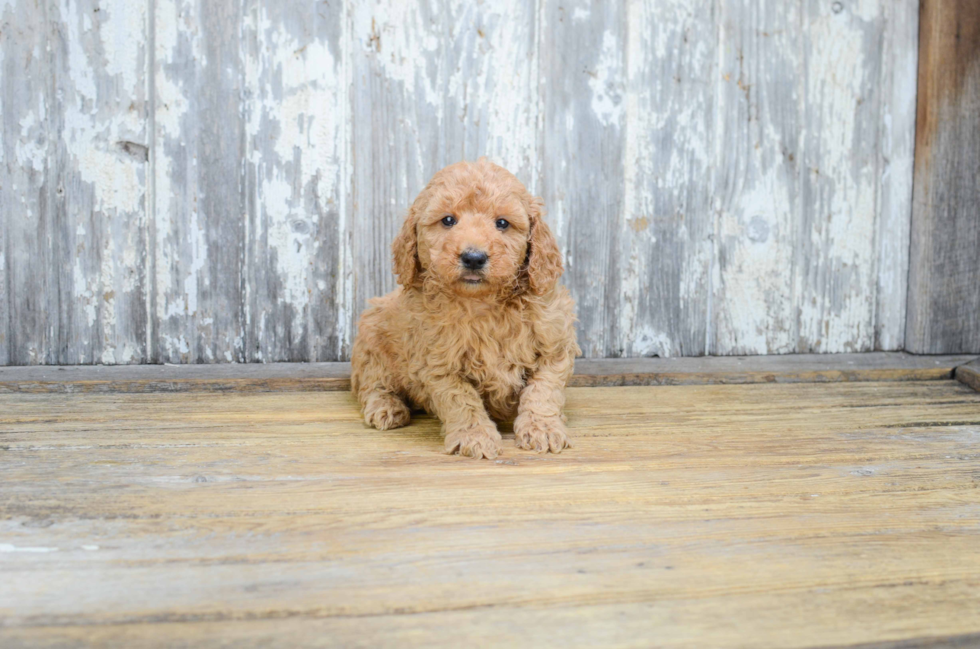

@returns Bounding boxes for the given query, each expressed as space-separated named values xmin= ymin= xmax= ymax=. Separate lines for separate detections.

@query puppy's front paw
xmin=514 ymin=413 xmax=571 ymax=454
xmin=444 ymin=424 xmax=502 ymax=460
xmin=364 ymin=393 xmax=411 ymax=430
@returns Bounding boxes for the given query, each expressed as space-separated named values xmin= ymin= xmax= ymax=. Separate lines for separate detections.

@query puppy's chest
xmin=456 ymin=316 xmax=536 ymax=391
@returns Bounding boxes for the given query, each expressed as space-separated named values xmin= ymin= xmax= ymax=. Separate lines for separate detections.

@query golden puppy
xmin=351 ymin=159 xmax=579 ymax=459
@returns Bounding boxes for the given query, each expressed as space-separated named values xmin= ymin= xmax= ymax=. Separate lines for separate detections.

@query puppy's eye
xmin=441 ymin=215 xmax=457 ymax=227
xmin=495 ymin=218 xmax=510 ymax=231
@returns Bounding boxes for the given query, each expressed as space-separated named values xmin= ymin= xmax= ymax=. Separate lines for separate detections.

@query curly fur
xmin=351 ymin=159 xmax=580 ymax=459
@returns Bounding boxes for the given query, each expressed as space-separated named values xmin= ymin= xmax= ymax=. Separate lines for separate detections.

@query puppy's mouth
xmin=459 ymin=273 xmax=485 ymax=285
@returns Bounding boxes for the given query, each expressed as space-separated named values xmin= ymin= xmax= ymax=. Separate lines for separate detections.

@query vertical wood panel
xmin=795 ymin=0 xmax=886 ymax=353
xmin=1 ymin=0 xmax=147 ymax=365
xmin=906 ymin=0 xmax=980 ymax=354
xmin=242 ymin=0 xmax=347 ymax=362
xmin=349 ymin=0 xmax=539 ymax=338
xmin=874 ymin=0 xmax=918 ymax=350
xmin=1 ymin=0 xmax=52 ymax=365
xmin=153 ymin=0 xmax=245 ymax=363
xmin=54 ymin=0 xmax=149 ymax=364
xmin=618 ymin=0 xmax=715 ymax=358
xmin=713 ymin=0 xmax=912 ymax=356
xmin=712 ymin=0 xmax=803 ymax=355
xmin=540 ymin=0 xmax=625 ymax=358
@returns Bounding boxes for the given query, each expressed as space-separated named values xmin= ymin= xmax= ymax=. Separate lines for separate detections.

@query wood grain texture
xmin=1 ymin=381 xmax=979 ymax=647
xmin=152 ymin=0 xmax=246 ymax=363
xmin=0 ymin=353 xmax=975 ymax=394
xmin=616 ymin=0 xmax=714 ymax=358
xmin=55 ymin=0 xmax=150 ymax=365
xmin=540 ymin=0 xmax=625 ymax=358
xmin=713 ymin=0 xmax=919 ymax=356
xmin=906 ymin=0 xmax=980 ymax=354
xmin=1 ymin=0 xmax=53 ymax=365
xmin=875 ymin=0 xmax=919 ymax=351
xmin=1 ymin=0 xmax=148 ymax=366
xmin=712 ymin=0 xmax=802 ymax=355
xmin=242 ymin=0 xmax=348 ymax=362
xmin=795 ymin=0 xmax=889 ymax=353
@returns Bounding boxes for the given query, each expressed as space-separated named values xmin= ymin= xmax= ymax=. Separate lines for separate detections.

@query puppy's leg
xmin=352 ymin=348 xmax=411 ymax=431
xmin=426 ymin=377 xmax=502 ymax=460
xmin=514 ymin=356 xmax=574 ymax=454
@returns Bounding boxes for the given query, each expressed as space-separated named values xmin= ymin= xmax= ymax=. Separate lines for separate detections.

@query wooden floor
xmin=2 ymin=378 xmax=980 ymax=647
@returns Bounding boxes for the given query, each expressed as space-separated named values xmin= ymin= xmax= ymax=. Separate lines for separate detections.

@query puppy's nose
xmin=460 ymin=249 xmax=488 ymax=270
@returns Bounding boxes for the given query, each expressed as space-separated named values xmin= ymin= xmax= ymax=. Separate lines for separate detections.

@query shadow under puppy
xmin=351 ymin=159 xmax=580 ymax=459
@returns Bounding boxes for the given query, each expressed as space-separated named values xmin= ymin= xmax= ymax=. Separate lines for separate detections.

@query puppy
xmin=351 ymin=159 xmax=579 ymax=459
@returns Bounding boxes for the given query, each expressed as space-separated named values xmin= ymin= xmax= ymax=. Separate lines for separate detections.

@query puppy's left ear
xmin=525 ymin=196 xmax=563 ymax=295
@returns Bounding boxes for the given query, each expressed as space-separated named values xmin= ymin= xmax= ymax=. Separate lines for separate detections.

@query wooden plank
xmin=1 ymin=381 xmax=979 ymax=647
xmin=795 ymin=0 xmax=892 ymax=353
xmin=1 ymin=0 xmax=51 ymax=365
xmin=348 ymin=0 xmax=540 ymax=340
xmin=570 ymin=352 xmax=978 ymax=387
xmin=54 ymin=0 xmax=149 ymax=365
xmin=2 ymin=0 xmax=149 ymax=367
xmin=711 ymin=0 xmax=917 ymax=355
xmin=0 ymin=353 xmax=976 ymax=394
xmin=711 ymin=0 xmax=803 ymax=355
xmin=241 ymin=0 xmax=348 ymax=362
xmin=955 ymin=360 xmax=980 ymax=393
xmin=875 ymin=0 xmax=919 ymax=351
xmin=540 ymin=1 xmax=624 ymax=358
xmin=906 ymin=0 xmax=980 ymax=354
xmin=152 ymin=0 xmax=246 ymax=363
xmin=616 ymin=0 xmax=714 ymax=358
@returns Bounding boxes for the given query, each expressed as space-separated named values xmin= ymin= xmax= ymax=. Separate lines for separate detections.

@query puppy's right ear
xmin=392 ymin=200 xmax=422 ymax=288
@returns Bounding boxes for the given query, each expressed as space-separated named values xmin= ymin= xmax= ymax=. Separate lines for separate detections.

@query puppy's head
xmin=393 ymin=159 xmax=561 ymax=298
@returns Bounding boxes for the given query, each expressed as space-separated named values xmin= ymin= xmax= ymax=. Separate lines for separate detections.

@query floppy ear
xmin=525 ymin=196 xmax=563 ymax=295
xmin=392 ymin=201 xmax=422 ymax=288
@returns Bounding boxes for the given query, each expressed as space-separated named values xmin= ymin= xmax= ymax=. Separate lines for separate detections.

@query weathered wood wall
xmin=906 ymin=0 xmax=980 ymax=354
xmin=0 ymin=0 xmax=925 ymax=364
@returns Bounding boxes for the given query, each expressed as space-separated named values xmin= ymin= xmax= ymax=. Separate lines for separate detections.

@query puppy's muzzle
xmin=460 ymin=249 xmax=488 ymax=271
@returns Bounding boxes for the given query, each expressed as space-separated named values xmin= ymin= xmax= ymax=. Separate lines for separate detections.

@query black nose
xmin=460 ymin=249 xmax=488 ymax=270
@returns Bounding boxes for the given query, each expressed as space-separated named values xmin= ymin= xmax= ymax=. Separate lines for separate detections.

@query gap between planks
xmin=0 ymin=353 xmax=977 ymax=394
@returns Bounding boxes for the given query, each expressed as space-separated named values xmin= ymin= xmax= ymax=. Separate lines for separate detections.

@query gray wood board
xmin=1 ymin=353 xmax=975 ymax=393
xmin=1 ymin=0 xmax=927 ymax=364
xmin=153 ymin=0 xmax=246 ymax=363
xmin=906 ymin=0 xmax=980 ymax=354
xmin=242 ymin=0 xmax=348 ymax=362
xmin=1 ymin=0 xmax=149 ymax=366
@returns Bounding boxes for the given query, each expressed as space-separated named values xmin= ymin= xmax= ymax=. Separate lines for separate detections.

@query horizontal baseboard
xmin=0 ymin=352 xmax=977 ymax=394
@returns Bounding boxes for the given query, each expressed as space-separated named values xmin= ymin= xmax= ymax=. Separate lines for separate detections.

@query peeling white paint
xmin=630 ymin=326 xmax=673 ymax=358
xmin=588 ymin=31 xmax=623 ymax=128
xmin=716 ymin=167 xmax=796 ymax=354
xmin=16 ymin=109 xmax=46 ymax=172
xmin=796 ymin=5 xmax=880 ymax=352
xmin=353 ymin=3 xmax=442 ymax=113
xmin=244 ymin=7 xmax=343 ymax=348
